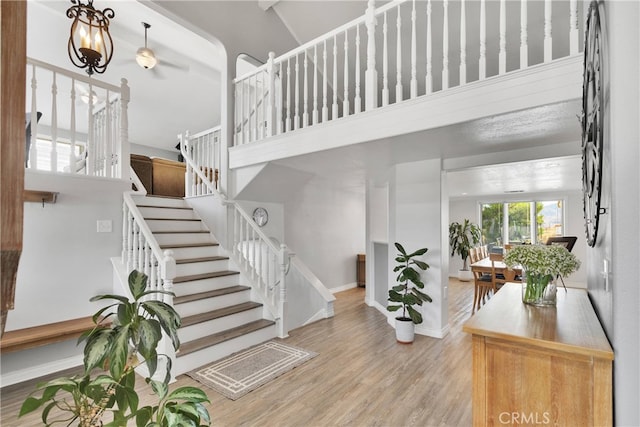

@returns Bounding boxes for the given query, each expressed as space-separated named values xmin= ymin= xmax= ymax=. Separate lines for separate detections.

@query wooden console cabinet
xmin=463 ymin=283 xmax=613 ymax=426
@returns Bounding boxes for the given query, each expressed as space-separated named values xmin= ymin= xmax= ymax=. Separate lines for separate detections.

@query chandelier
xmin=66 ymin=0 xmax=115 ymax=75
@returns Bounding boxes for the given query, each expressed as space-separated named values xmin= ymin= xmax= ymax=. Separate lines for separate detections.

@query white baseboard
xmin=330 ymin=282 xmax=359 ymax=294
xmin=383 ymin=312 xmax=449 ymax=339
xmin=1 ymin=355 xmax=83 ymax=387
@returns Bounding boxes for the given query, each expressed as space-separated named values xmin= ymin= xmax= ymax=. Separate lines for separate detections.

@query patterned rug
xmin=186 ymin=341 xmax=317 ymax=400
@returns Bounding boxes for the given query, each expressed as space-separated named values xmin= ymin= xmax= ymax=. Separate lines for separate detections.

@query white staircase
xmin=131 ymin=194 xmax=276 ymax=376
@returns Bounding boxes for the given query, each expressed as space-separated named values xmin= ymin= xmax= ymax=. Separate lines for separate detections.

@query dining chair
xmin=469 ymin=247 xmax=479 ymax=264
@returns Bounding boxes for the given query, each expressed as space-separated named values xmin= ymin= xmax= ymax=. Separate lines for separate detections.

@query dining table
xmin=470 ymin=256 xmax=522 ymax=278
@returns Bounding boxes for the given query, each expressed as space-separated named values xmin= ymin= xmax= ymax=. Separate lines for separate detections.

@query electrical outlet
xmin=97 ymin=220 xmax=112 ymax=233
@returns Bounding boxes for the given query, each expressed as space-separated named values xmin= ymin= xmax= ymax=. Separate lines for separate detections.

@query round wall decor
xmin=581 ymin=0 xmax=604 ymax=248
xmin=252 ymin=207 xmax=269 ymax=227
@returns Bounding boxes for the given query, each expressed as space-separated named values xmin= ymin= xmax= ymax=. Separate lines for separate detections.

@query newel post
xmin=266 ymin=52 xmax=277 ymax=137
xmin=160 ymin=249 xmax=177 ymax=382
xmin=365 ymin=0 xmax=378 ymax=111
xmin=118 ymin=78 xmax=130 ymax=180
xmin=277 ymin=244 xmax=290 ymax=338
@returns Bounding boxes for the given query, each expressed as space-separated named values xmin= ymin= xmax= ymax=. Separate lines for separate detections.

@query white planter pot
xmin=458 ymin=269 xmax=474 ymax=282
xmin=395 ymin=317 xmax=415 ymax=343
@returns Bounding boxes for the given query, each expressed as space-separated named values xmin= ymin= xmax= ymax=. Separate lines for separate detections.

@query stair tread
xmin=137 ymin=205 xmax=193 ymax=211
xmin=178 ymin=319 xmax=275 ymax=357
xmin=174 ymin=285 xmax=251 ymax=305
xmin=176 ymin=256 xmax=228 ymax=264
xmin=181 ymin=301 xmax=263 ymax=328
xmin=160 ymin=243 xmax=219 ymax=249
xmin=174 ymin=270 xmax=240 ymax=284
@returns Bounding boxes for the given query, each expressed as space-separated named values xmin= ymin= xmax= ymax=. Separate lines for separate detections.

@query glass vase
xmin=521 ymin=270 xmax=557 ymax=306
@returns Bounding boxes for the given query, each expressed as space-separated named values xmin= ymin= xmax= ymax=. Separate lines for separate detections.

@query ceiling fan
xmin=134 ymin=22 xmax=188 ymax=77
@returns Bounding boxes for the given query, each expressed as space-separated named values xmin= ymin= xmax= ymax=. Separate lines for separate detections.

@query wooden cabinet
xmin=463 ymin=283 xmax=613 ymax=426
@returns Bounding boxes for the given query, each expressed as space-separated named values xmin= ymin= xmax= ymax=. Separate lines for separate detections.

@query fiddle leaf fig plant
xmin=19 ymin=270 xmax=211 ymax=427
xmin=387 ymin=243 xmax=433 ymax=325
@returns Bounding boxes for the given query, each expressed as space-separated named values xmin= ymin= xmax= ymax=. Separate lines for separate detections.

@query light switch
xmin=97 ymin=220 xmax=112 ymax=233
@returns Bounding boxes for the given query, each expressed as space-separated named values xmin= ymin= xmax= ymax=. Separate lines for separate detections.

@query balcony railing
xmin=234 ymin=0 xmax=582 ymax=146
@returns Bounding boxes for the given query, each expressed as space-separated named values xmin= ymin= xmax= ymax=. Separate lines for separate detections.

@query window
xmin=33 ymin=138 xmax=85 ymax=173
xmin=480 ymin=200 xmax=564 ymax=247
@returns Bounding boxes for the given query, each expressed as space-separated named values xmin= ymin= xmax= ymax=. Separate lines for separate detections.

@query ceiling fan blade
xmin=158 ymin=58 xmax=190 ymax=73
xmin=150 ymin=66 xmax=165 ymax=79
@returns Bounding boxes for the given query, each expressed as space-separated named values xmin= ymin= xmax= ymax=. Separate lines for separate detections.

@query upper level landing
xmin=229 ymin=55 xmax=582 ymax=172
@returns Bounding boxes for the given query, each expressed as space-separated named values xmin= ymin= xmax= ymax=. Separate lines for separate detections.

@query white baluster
xmin=569 ymin=0 xmax=578 ymax=55
xmin=161 ymin=250 xmax=176 ymax=306
xmin=410 ymin=0 xmax=417 ymax=98
xmin=267 ymin=52 xmax=276 ymax=137
xmin=234 ymin=82 xmax=239 ymax=146
xmin=544 ymin=0 xmax=552 ymax=62
xmin=277 ymin=244 xmax=289 ymax=338
xmin=29 ymin=65 xmax=38 ymax=169
xmin=294 ymin=55 xmax=300 ymax=130
xmin=303 ymin=51 xmax=309 ymax=127
xmin=382 ymin=11 xmax=390 ymax=106
xmin=121 ymin=203 xmax=127 ymax=261
xmin=243 ymin=80 xmax=248 ymax=143
xmin=119 ymin=78 xmax=129 ymax=180
xmin=70 ymin=78 xmax=77 ymax=170
xmin=460 ymin=0 xmax=467 ymax=85
xmin=332 ymin=35 xmax=339 ymax=120
xmin=143 ymin=241 xmax=150 ymax=277
xmin=277 ymin=62 xmax=283 ymax=134
xmin=286 ymin=59 xmax=292 ymax=132
xmin=251 ymin=74 xmax=257 ymax=141
xmin=499 ymin=0 xmax=506 ymax=74
xmin=365 ymin=0 xmax=377 ymax=111
xmin=313 ymin=45 xmax=319 ymax=124
xmin=105 ymin=91 xmax=113 ymax=178
xmin=442 ymin=0 xmax=449 ymax=90
xmin=520 ymin=0 xmax=528 ymax=68
xmin=343 ymin=30 xmax=350 ymax=116
xmin=50 ymin=72 xmax=58 ymax=172
xmin=87 ymin=82 xmax=95 ymax=175
xmin=426 ymin=0 xmax=433 ymax=94
xmin=355 ymin=25 xmax=362 ymax=113
xmin=479 ymin=0 xmax=486 ymax=79
xmin=322 ymin=40 xmax=329 ymax=122
xmin=395 ymin=6 xmax=403 ymax=102
xmin=258 ymin=73 xmax=264 ymax=140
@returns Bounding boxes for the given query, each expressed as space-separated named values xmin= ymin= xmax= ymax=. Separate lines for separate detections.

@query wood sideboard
xmin=463 ymin=283 xmax=613 ymax=426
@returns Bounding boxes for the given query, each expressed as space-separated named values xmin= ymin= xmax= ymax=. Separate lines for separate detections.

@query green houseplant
xmin=504 ymin=244 xmax=580 ymax=306
xmin=387 ymin=243 xmax=433 ymax=343
xmin=20 ymin=270 xmax=211 ymax=427
xmin=449 ymin=219 xmax=482 ymax=281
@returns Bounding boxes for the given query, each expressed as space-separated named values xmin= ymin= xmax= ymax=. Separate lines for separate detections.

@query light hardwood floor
xmin=1 ymin=279 xmax=474 ymax=426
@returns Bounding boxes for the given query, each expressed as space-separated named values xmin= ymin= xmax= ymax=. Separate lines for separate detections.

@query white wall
xmin=448 ymin=191 xmax=587 ymax=287
xmin=388 ymin=159 xmax=447 ymax=338
xmin=284 ymin=175 xmax=365 ymax=290
xmin=596 ymin=2 xmax=640 ymax=424
xmin=2 ymin=172 xmax=129 ymax=383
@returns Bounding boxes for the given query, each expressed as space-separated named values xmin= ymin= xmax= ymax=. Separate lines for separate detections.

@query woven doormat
xmin=186 ymin=341 xmax=317 ymax=400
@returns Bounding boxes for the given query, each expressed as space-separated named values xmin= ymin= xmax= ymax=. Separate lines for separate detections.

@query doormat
xmin=186 ymin=341 xmax=317 ymax=400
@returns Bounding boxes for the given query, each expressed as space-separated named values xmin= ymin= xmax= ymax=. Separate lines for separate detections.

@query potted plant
xmin=387 ymin=243 xmax=433 ymax=343
xmin=20 ymin=270 xmax=211 ymax=426
xmin=449 ymin=219 xmax=482 ymax=281
xmin=504 ymin=244 xmax=580 ymax=306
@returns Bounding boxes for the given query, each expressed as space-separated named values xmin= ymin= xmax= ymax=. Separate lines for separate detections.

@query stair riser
xmin=133 ymin=196 xmax=188 ymax=209
xmin=160 ymin=246 xmax=222 ymax=260
xmin=174 ymin=326 xmax=276 ymax=376
xmin=175 ymin=259 xmax=229 ymax=277
xmin=139 ymin=207 xmax=198 ymax=220
xmin=154 ymin=233 xmax=217 ymax=246
xmin=147 ymin=220 xmax=206 ymax=233
xmin=177 ymin=307 xmax=264 ymax=343
xmin=175 ymin=290 xmax=252 ymax=318
xmin=173 ymin=275 xmax=241 ymax=295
